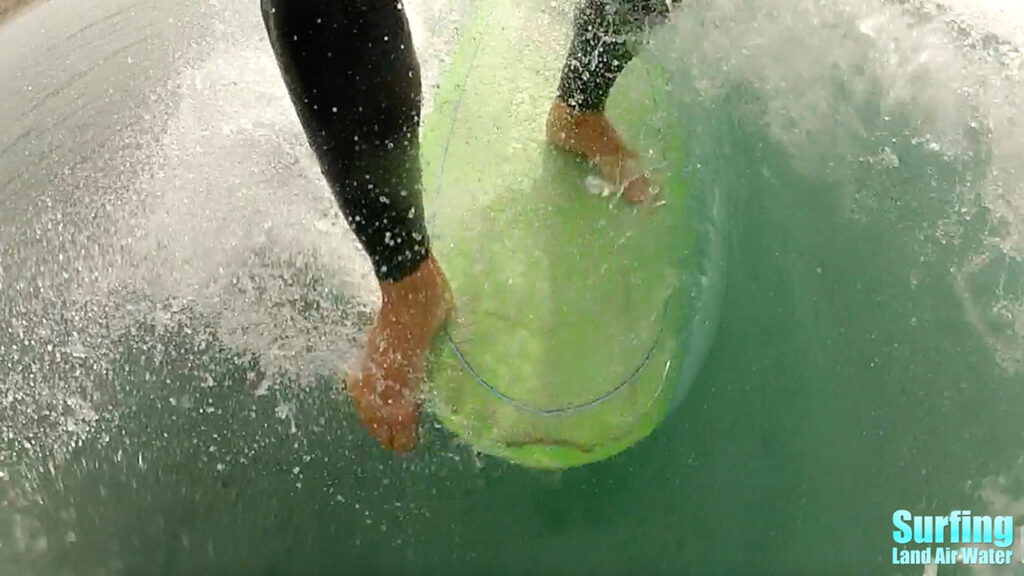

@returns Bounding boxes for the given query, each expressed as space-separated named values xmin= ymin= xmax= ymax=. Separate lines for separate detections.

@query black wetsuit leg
xmin=557 ymin=0 xmax=678 ymax=113
xmin=262 ymin=0 xmax=429 ymax=282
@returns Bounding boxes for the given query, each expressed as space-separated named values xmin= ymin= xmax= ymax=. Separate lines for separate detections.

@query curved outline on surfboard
xmin=441 ymin=297 xmax=673 ymax=416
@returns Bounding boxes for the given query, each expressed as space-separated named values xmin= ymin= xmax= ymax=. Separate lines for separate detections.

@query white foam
xmin=657 ymin=0 xmax=1023 ymax=373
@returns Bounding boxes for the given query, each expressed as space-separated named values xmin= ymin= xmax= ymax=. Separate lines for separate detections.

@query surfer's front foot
xmin=546 ymin=98 xmax=656 ymax=204
xmin=347 ymin=255 xmax=453 ymax=452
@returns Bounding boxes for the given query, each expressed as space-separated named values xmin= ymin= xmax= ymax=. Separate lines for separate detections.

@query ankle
xmin=379 ymin=255 xmax=450 ymax=311
xmin=546 ymin=99 xmax=570 ymax=142
xmin=547 ymin=99 xmax=622 ymax=158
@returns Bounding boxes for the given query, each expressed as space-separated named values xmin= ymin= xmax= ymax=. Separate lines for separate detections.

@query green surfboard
xmin=421 ymin=0 xmax=722 ymax=469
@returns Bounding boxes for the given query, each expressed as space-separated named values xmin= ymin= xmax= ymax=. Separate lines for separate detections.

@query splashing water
xmin=1 ymin=0 xmax=1023 ymax=573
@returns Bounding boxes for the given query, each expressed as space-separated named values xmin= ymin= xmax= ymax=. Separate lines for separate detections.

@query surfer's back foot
xmin=347 ymin=255 xmax=453 ymax=452
xmin=546 ymin=98 xmax=654 ymax=204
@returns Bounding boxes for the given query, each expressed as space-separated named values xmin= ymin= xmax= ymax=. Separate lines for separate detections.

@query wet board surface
xmin=421 ymin=0 xmax=719 ymax=468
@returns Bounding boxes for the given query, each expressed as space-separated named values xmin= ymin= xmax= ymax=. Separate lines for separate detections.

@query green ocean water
xmin=1 ymin=0 xmax=1023 ymax=575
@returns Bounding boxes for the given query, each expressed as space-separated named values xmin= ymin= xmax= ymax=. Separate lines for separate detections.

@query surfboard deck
xmin=421 ymin=0 xmax=703 ymax=468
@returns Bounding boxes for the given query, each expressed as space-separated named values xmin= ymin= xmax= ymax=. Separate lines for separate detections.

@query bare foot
xmin=346 ymin=255 xmax=453 ymax=452
xmin=546 ymin=98 xmax=655 ymax=204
